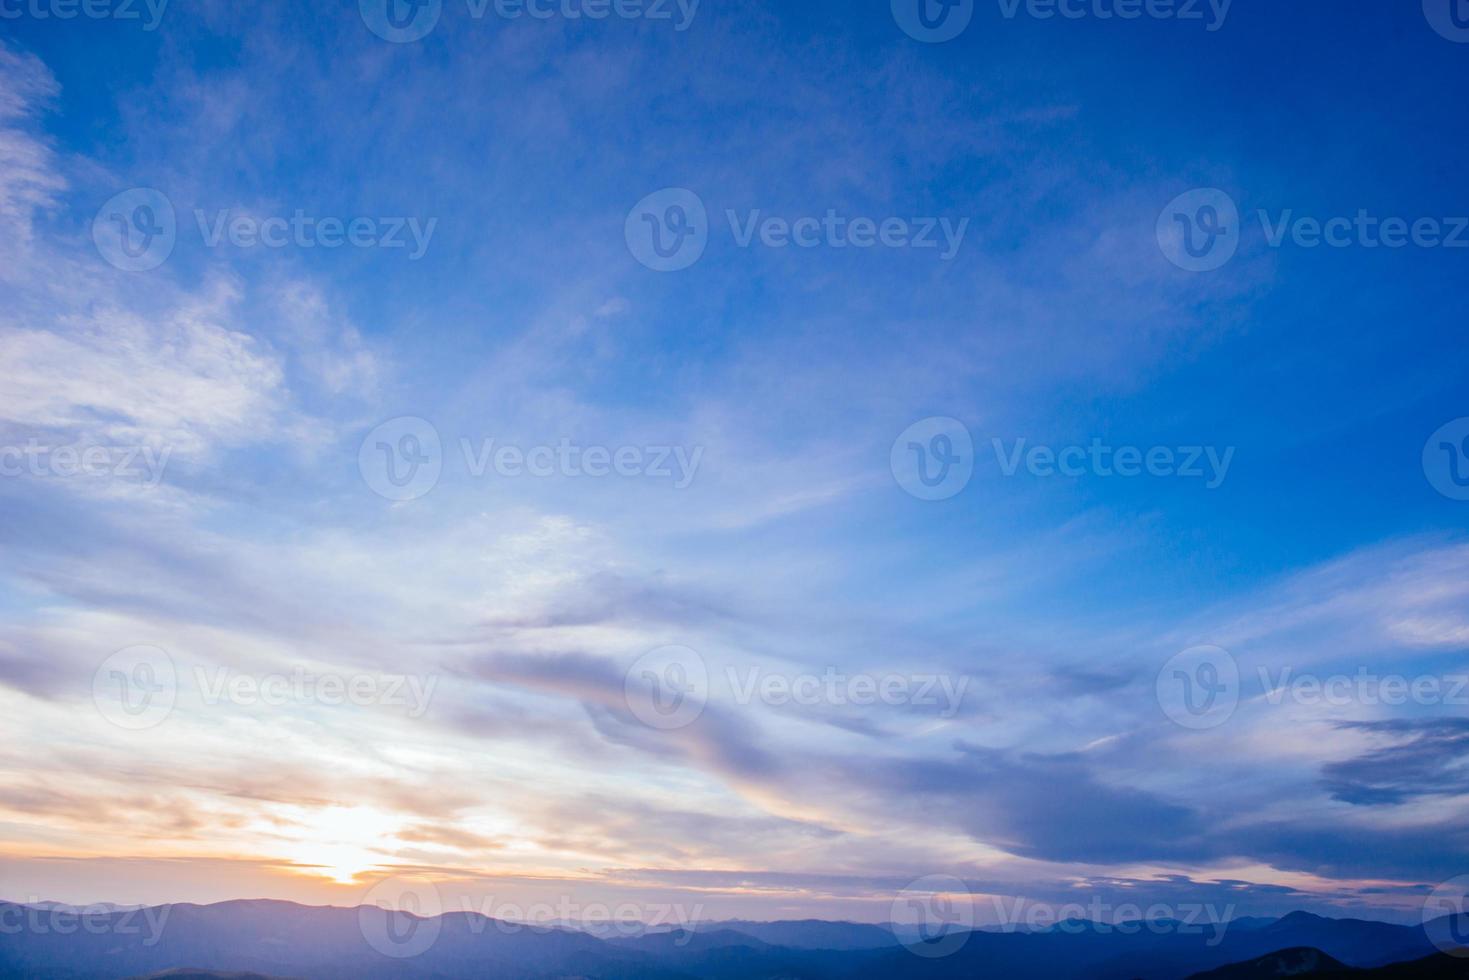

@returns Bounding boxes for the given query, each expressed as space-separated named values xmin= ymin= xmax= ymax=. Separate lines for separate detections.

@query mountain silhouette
xmin=125 ymin=971 xmax=302 ymax=980
xmin=1188 ymin=948 xmax=1469 ymax=978
xmin=3 ymin=899 xmax=1465 ymax=979
xmin=1185 ymin=946 xmax=1348 ymax=978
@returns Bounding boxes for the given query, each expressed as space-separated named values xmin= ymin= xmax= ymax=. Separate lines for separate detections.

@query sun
xmin=264 ymin=805 xmax=405 ymax=884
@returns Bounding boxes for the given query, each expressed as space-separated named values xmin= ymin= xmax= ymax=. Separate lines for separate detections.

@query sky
xmin=0 ymin=0 xmax=1467 ymax=929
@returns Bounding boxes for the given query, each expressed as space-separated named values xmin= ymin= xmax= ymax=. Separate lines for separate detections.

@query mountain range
xmin=2 ymin=900 xmax=1464 ymax=979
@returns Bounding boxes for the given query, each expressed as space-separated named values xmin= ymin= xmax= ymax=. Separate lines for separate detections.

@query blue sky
xmin=0 ymin=0 xmax=1467 ymax=925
